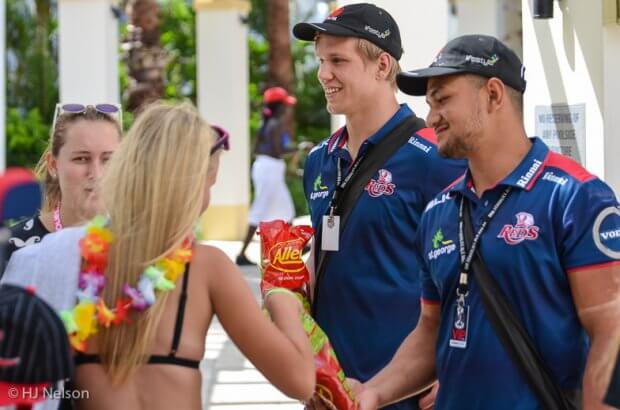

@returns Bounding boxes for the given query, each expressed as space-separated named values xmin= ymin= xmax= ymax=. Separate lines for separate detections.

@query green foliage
xmin=159 ymin=0 xmax=197 ymax=102
xmin=5 ymin=0 xmax=58 ymax=166
xmin=6 ymin=108 xmax=50 ymax=168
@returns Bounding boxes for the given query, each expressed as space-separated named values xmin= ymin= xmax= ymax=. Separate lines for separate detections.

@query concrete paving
xmin=200 ymin=216 xmax=311 ymax=409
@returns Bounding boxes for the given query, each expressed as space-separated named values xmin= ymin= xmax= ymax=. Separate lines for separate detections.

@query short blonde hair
xmin=355 ymin=38 xmax=401 ymax=88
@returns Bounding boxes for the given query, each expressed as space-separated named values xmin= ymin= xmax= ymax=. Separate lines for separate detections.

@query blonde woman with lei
xmin=1 ymin=102 xmax=315 ymax=409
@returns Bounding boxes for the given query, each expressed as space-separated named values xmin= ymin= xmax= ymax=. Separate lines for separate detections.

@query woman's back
xmin=73 ymin=243 xmax=313 ymax=409
xmin=74 ymin=244 xmax=215 ymax=409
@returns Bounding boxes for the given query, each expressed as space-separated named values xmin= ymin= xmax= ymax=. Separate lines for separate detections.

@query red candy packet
xmin=259 ymin=220 xmax=314 ymax=293
xmin=259 ymin=220 xmax=357 ymax=410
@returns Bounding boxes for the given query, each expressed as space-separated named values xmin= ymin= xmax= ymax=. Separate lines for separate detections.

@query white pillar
xmin=0 ymin=0 xmax=5 ymax=171
xmin=457 ymin=0 xmax=500 ymax=37
xmin=457 ymin=0 xmax=522 ymax=57
xmin=58 ymin=0 xmax=119 ymax=103
xmin=603 ymin=19 xmax=620 ymax=194
xmin=195 ymin=0 xmax=251 ymax=240
xmin=522 ymin=0 xmax=620 ymax=194
xmin=333 ymin=0 xmax=450 ymax=127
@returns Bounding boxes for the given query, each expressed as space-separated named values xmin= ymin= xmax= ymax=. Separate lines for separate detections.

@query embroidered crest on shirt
xmin=497 ymin=212 xmax=540 ymax=245
xmin=365 ymin=169 xmax=396 ymax=198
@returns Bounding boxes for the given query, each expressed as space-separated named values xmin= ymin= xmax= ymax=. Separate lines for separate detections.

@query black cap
xmin=293 ymin=3 xmax=403 ymax=60
xmin=0 ymin=284 xmax=73 ymax=384
xmin=397 ymin=34 xmax=526 ymax=96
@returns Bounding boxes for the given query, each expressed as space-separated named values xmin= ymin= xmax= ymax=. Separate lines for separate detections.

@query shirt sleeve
xmin=560 ymin=178 xmax=620 ymax=273
xmin=421 ymin=154 xmax=467 ymax=205
xmin=415 ymin=217 xmax=441 ymax=304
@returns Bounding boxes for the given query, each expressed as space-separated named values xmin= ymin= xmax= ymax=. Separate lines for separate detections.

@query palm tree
xmin=266 ymin=0 xmax=293 ymax=91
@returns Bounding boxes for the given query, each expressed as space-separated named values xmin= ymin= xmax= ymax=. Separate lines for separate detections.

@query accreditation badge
xmin=449 ymin=302 xmax=469 ymax=348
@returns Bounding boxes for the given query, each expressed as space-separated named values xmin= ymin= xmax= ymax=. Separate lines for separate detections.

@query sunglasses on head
xmin=51 ymin=103 xmax=123 ymax=132
xmin=210 ymin=125 xmax=230 ymax=156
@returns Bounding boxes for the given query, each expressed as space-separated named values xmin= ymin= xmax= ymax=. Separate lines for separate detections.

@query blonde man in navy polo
xmin=293 ymin=4 xmax=466 ymax=409
xmin=357 ymin=35 xmax=620 ymax=410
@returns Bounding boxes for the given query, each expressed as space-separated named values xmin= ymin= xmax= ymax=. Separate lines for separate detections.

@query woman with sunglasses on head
xmin=3 ymin=104 xmax=122 ymax=269
xmin=1 ymin=102 xmax=314 ymax=409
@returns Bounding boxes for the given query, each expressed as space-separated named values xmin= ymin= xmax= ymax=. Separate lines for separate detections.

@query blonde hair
xmin=355 ymin=38 xmax=401 ymax=88
xmin=34 ymin=107 xmax=121 ymax=213
xmin=97 ymin=101 xmax=214 ymax=383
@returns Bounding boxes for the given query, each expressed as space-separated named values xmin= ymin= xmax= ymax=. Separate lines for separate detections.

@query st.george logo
xmin=365 ymin=169 xmax=396 ymax=198
xmin=497 ymin=212 xmax=540 ymax=245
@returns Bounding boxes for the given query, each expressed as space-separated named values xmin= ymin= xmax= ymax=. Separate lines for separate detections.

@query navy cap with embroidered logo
xmin=397 ymin=34 xmax=526 ymax=96
xmin=293 ymin=3 xmax=403 ymax=60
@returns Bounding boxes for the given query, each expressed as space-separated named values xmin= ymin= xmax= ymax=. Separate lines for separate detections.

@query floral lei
xmin=60 ymin=215 xmax=193 ymax=352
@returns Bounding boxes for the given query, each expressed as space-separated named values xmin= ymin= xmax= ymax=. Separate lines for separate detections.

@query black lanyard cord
xmin=329 ymin=150 xmax=370 ymax=216
xmin=457 ymin=186 xmax=512 ymax=298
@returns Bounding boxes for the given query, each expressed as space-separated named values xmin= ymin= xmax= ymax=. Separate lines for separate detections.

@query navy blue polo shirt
xmin=417 ymin=137 xmax=620 ymax=409
xmin=303 ymin=104 xmax=466 ymax=408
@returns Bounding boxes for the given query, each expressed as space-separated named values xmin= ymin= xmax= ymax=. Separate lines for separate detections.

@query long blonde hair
xmin=35 ymin=107 xmax=121 ymax=213
xmin=98 ymin=102 xmax=213 ymax=383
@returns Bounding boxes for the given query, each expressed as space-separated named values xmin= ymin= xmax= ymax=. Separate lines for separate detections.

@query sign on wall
xmin=535 ymin=103 xmax=586 ymax=164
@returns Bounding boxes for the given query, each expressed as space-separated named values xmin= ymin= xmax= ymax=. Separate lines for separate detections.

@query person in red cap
xmin=236 ymin=86 xmax=312 ymax=265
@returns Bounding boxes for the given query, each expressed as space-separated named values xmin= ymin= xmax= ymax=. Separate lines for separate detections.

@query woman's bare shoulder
xmin=192 ymin=243 xmax=237 ymax=273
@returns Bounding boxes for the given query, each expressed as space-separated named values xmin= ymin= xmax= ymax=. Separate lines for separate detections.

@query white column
xmin=0 ymin=0 xmax=5 ymax=171
xmin=457 ymin=0 xmax=522 ymax=57
xmin=603 ymin=21 xmax=620 ymax=194
xmin=457 ymin=0 xmax=499 ymax=37
xmin=195 ymin=0 xmax=251 ymax=240
xmin=334 ymin=0 xmax=450 ymax=125
xmin=58 ymin=0 xmax=119 ymax=103
xmin=522 ymin=0 xmax=619 ymax=194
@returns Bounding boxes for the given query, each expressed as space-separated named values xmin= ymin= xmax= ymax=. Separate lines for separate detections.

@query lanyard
xmin=53 ymin=205 xmax=63 ymax=231
xmin=328 ymin=149 xmax=370 ymax=217
xmin=456 ymin=186 xmax=512 ymax=301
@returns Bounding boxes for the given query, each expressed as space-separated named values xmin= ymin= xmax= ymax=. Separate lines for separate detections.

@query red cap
xmin=263 ymin=87 xmax=297 ymax=105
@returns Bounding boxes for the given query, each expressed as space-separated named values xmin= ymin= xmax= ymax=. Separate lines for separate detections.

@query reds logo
xmin=497 ymin=212 xmax=540 ymax=245
xmin=326 ymin=6 xmax=344 ymax=20
xmin=365 ymin=169 xmax=396 ymax=198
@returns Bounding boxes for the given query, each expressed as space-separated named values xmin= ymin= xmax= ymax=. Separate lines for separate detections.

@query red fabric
xmin=545 ymin=152 xmax=594 ymax=183
xmin=0 ymin=167 xmax=37 ymax=220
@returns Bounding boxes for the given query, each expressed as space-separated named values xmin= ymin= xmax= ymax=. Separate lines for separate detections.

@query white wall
xmin=196 ymin=9 xmax=250 ymax=207
xmin=522 ymin=0 xmax=616 ymax=191
xmin=58 ymin=0 xmax=119 ymax=103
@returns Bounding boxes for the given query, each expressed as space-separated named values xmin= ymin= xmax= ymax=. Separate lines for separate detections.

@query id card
xmin=321 ymin=215 xmax=340 ymax=251
xmin=449 ymin=303 xmax=469 ymax=348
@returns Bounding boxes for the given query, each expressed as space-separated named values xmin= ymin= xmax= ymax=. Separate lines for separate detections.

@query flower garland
xmin=60 ymin=215 xmax=193 ymax=352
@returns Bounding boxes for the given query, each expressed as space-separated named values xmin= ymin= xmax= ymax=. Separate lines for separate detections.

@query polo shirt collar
xmin=449 ymin=137 xmax=549 ymax=195
xmin=327 ymin=104 xmax=414 ymax=157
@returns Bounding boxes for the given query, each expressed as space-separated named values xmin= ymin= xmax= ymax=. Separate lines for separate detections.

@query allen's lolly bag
xmin=259 ymin=220 xmax=357 ymax=410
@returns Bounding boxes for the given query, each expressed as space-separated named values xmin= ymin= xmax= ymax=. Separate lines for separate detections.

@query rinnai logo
xmin=326 ymin=6 xmax=344 ymax=20
xmin=542 ymin=171 xmax=568 ymax=186
xmin=365 ymin=169 xmax=396 ymax=197
xmin=408 ymin=136 xmax=431 ymax=153
xmin=498 ymin=212 xmax=540 ymax=245
xmin=465 ymin=54 xmax=499 ymax=67
xmin=516 ymin=159 xmax=543 ymax=188
xmin=364 ymin=25 xmax=391 ymax=39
